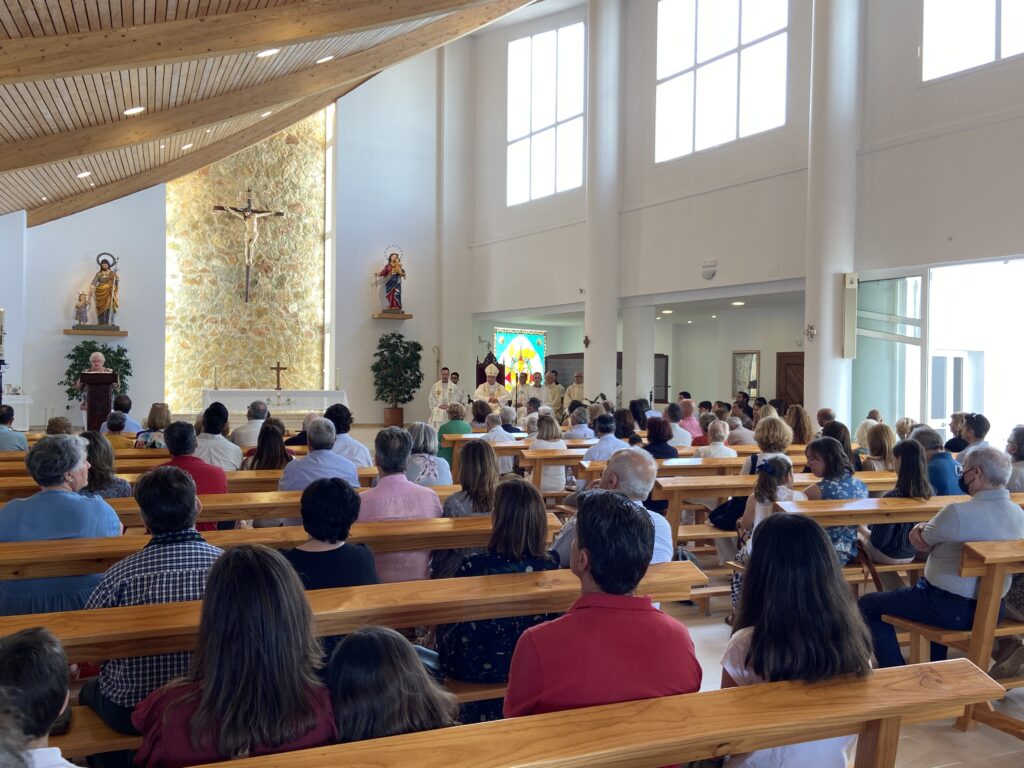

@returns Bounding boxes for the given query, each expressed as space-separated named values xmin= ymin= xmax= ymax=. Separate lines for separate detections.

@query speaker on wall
xmin=843 ymin=272 xmax=858 ymax=359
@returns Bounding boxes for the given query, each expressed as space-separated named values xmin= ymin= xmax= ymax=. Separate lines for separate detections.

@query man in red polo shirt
xmin=503 ymin=490 xmax=702 ymax=717
xmin=158 ymin=421 xmax=227 ymax=531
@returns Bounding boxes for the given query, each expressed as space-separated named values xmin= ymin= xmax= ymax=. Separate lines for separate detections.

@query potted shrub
xmin=371 ymin=332 xmax=423 ymax=426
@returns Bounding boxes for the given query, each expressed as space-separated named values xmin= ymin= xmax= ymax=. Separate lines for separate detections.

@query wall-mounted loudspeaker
xmin=842 ymin=272 xmax=858 ymax=359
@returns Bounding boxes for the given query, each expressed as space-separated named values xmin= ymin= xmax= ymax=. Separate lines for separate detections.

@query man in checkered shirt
xmin=79 ymin=466 xmax=223 ymax=747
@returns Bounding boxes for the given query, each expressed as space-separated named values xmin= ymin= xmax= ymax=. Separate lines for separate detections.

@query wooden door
xmin=776 ymin=352 xmax=805 ymax=407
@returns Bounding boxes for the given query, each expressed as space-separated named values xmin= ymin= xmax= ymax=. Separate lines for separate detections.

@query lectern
xmin=79 ymin=372 xmax=118 ymax=432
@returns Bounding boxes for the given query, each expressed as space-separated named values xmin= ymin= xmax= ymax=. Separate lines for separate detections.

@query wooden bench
xmin=883 ymin=539 xmax=1024 ymax=738
xmin=0 ymin=513 xmax=560 ymax=579
xmin=517 ymin=449 xmax=587 ymax=495
xmin=0 ymin=446 xmax=311 ymax=463
xmin=441 ymin=432 xmax=527 ymax=476
xmin=0 ymin=560 xmax=707 ymax=663
xmin=189 ymin=659 xmax=1002 ymax=768
xmin=577 ymin=456 xmax=747 ymax=484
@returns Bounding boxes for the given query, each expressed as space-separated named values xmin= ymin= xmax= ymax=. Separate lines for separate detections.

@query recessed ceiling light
xmin=76 ymin=170 xmax=91 ymax=178
xmin=261 ymin=110 xmax=273 ymax=118
xmin=687 ymin=320 xmax=693 ymax=324
xmin=656 ymin=316 xmax=661 ymax=321
xmin=256 ymin=48 xmax=280 ymax=58
xmin=711 ymin=315 xmax=717 ymax=319
xmin=206 ymin=129 xmax=211 ymax=133
xmin=316 ymin=55 xmax=334 ymax=64
xmin=661 ymin=309 xmax=673 ymax=314
xmin=40 ymin=196 xmax=47 ymax=201
xmin=731 ymin=301 xmax=746 ymax=306
xmin=123 ymin=106 xmax=145 ymax=116
xmin=159 ymin=144 xmax=165 ymax=149
xmin=181 ymin=143 xmax=193 ymax=150
xmin=89 ymin=182 xmax=95 ymax=187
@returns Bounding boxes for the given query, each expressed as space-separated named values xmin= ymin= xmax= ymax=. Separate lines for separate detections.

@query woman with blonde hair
xmin=863 ymin=422 xmax=898 ymax=472
xmin=854 ymin=419 xmax=878 ymax=455
xmin=527 ymin=415 xmax=567 ymax=492
xmin=894 ymin=416 xmax=915 ymax=440
xmin=135 ymin=403 xmax=172 ymax=448
xmin=784 ymin=404 xmax=814 ymax=446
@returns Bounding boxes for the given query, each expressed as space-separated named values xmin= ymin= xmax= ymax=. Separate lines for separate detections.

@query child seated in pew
xmin=722 ymin=514 xmax=873 ymax=768
xmin=803 ymin=436 xmax=868 ymax=564
xmin=0 ymin=627 xmax=76 ymax=768
xmin=133 ymin=545 xmax=336 ymax=767
xmin=730 ymin=458 xmax=806 ymax=616
xmin=436 ymin=479 xmax=559 ymax=722
xmin=327 ymin=626 xmax=459 ymax=742
xmin=858 ymin=438 xmax=932 ymax=588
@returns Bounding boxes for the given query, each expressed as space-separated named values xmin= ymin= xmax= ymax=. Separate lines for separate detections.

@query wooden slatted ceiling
xmin=0 ymin=0 xmax=534 ymax=223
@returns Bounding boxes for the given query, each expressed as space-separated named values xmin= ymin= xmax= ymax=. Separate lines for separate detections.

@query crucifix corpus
xmin=270 ymin=361 xmax=288 ymax=391
xmin=212 ymin=188 xmax=285 ymax=302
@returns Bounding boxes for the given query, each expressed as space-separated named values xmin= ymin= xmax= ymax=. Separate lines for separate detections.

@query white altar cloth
xmin=2 ymin=395 xmax=32 ymax=430
xmin=201 ymin=389 xmax=349 ymax=413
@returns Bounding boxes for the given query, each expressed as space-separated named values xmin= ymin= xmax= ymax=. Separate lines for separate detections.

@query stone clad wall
xmin=165 ymin=111 xmax=326 ymax=412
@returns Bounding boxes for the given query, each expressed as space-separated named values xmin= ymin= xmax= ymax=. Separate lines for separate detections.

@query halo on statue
xmin=96 ymin=251 xmax=119 ymax=270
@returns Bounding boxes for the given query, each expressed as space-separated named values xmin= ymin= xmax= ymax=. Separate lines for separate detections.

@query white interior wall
xmin=23 ymin=186 xmax=167 ymax=427
xmin=0 ymin=211 xmax=26 ymax=393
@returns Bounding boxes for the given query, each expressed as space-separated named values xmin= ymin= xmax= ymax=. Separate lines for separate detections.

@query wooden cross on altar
xmin=270 ymin=361 xmax=288 ymax=391
xmin=212 ymin=188 xmax=285 ymax=302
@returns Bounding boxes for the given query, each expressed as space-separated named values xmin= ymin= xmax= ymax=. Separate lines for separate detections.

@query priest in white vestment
xmin=512 ymin=372 xmax=531 ymax=411
xmin=545 ymin=370 xmax=566 ymax=422
xmin=473 ymin=364 xmax=510 ymax=412
xmin=563 ymin=371 xmax=587 ymax=411
xmin=449 ymin=372 xmax=467 ymax=406
xmin=519 ymin=372 xmax=547 ymax=420
xmin=428 ymin=367 xmax=459 ymax=428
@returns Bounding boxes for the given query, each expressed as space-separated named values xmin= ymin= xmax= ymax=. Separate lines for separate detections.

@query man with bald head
xmin=549 ymin=448 xmax=673 ymax=567
xmin=817 ymin=408 xmax=836 ymax=429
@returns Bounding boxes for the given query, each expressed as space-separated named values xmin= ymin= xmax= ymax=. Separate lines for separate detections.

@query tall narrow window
xmin=507 ymin=22 xmax=585 ymax=206
xmin=923 ymin=0 xmax=1023 ymax=81
xmin=655 ymin=0 xmax=788 ymax=163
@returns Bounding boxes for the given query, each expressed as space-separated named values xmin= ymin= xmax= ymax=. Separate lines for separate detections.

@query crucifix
xmin=212 ymin=188 xmax=285 ymax=302
xmin=270 ymin=361 xmax=288 ymax=391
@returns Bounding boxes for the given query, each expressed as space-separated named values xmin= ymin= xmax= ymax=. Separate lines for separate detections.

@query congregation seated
xmin=803 ymin=437 xmax=867 ymax=564
xmin=499 ymin=405 xmax=520 ymax=433
xmin=359 ymin=427 xmax=443 ymax=582
xmin=405 ymin=422 xmax=453 ymax=487
xmin=158 ymin=421 xmax=227 ymax=532
xmin=241 ymin=418 xmax=294 ymax=470
xmin=100 ymin=395 xmax=142 ymax=435
xmin=690 ymin=412 xmax=716 ymax=447
xmin=661 ymin=402 xmax=692 ymax=447
xmin=515 ymin=398 xmax=540 ymax=430
xmin=677 ymin=398 xmax=701 ymax=438
xmin=627 ymin=399 xmax=648 ymax=432
xmin=727 ymin=514 xmax=873 ymax=767
xmin=45 ymin=416 xmax=75 ymax=436
xmin=563 ymin=406 xmax=595 ymax=440
xmin=551 ymin=449 xmax=673 ymax=567
xmin=579 ymin=414 xmax=628 ymax=477
xmin=229 ymin=399 xmax=268 ymax=447
xmin=432 ymin=440 xmax=499 ymax=579
xmin=854 ymin=418 xmax=878 ymax=457
xmin=585 ymin=401 xmax=604 ymax=427
xmin=612 ymin=408 xmax=638 ymax=446
xmin=867 ymin=408 xmax=884 ymax=423
xmin=815 ymin=406 xmax=835 ymax=435
xmin=820 ymin=419 xmax=862 ymax=471
xmin=560 ymin=398 xmax=585 ymax=426
xmin=282 ymin=478 xmax=379 ymax=658
xmin=945 ymin=411 xmax=969 ymax=454
xmin=276 ymin=418 xmax=358 ymax=502
xmin=0 ymin=405 xmax=27 ymax=451
xmin=908 ymin=425 xmax=961 ymax=495
xmin=325 ymin=403 xmax=372 ymax=468
xmin=504 ymin=489 xmax=701 ymax=716
xmin=134 ymin=402 xmax=171 ymax=449
xmin=784 ymin=404 xmax=814 ymax=445
xmin=957 ymin=412 xmax=991 ymax=462
xmin=894 ymin=415 xmax=915 ymax=440
xmin=437 ymin=478 xmax=559 ymax=721
xmin=756 ymin=402 xmax=778 ymax=423
xmin=81 ymin=466 xmax=223 ymax=754
xmin=642 ymin=416 xmax=676 ymax=460
xmin=0 ymin=627 xmax=76 ymax=768
xmin=327 ymin=626 xmax=458 ymax=742
xmin=132 ymin=545 xmax=336 ymax=766
xmin=481 ymin=413 xmax=515 ymax=475
xmin=862 ymin=422 xmax=897 ymax=473
xmin=741 ymin=416 xmax=793 ymax=474
xmin=694 ymin=420 xmax=738 ymax=459
xmin=101 ymin=412 xmax=135 ymax=449
xmin=194 ymin=402 xmax=243 ymax=471
xmin=436 ymin=402 xmax=471 ymax=465
xmin=859 ymin=447 xmax=1024 ymax=668
xmin=1007 ymin=426 xmax=1024 ymax=492
xmin=527 ymin=415 xmax=567 ymax=492
xmin=469 ymin=400 xmax=491 ymax=429
xmin=80 ymin=431 xmax=132 ymax=499
xmin=725 ymin=415 xmax=756 ymax=445
xmin=284 ymin=412 xmax=318 ymax=447
xmin=0 ymin=435 xmax=121 ymax=615
xmin=859 ymin=439 xmax=932 ymax=580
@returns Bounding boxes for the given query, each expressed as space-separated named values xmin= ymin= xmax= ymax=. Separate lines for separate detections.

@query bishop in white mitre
xmin=562 ymin=370 xmax=587 ymax=411
xmin=474 ymin=364 xmax=510 ymax=412
xmin=428 ymin=367 xmax=459 ymax=428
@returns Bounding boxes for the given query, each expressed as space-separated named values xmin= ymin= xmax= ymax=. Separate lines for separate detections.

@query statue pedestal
xmin=64 ymin=327 xmax=128 ymax=337
xmin=371 ymin=312 xmax=413 ymax=320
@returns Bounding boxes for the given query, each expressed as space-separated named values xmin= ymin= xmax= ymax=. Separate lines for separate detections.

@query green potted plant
xmin=60 ymin=341 xmax=133 ymax=402
xmin=371 ymin=332 xmax=423 ymax=426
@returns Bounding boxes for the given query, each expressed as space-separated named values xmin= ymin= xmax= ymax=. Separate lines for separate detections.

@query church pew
xmin=0 ymin=561 xmax=707 ymax=663
xmin=441 ymin=432 xmax=527 ymax=476
xmin=517 ymin=449 xmax=588 ymax=491
xmin=653 ymin=471 xmax=898 ymax=545
xmin=0 ymin=455 xmax=326 ymax=479
xmin=0 ymin=446 xmax=312 ymax=463
xmin=674 ymin=443 xmax=809 ymax=458
xmin=0 ymin=513 xmax=560 ymax=579
xmin=577 ymin=456 xmax=748 ymax=483
xmin=884 ymin=539 xmax=1024 ymax=737
xmin=190 ymin=659 xmax=1002 ymax=768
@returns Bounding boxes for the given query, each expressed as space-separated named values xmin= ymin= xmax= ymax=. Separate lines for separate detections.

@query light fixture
xmin=711 ymin=315 xmax=717 ymax=319
xmin=656 ymin=316 xmax=661 ymax=321
xmin=123 ymin=106 xmax=145 ymax=116
xmin=661 ymin=309 xmax=673 ymax=315
xmin=89 ymin=182 xmax=95 ymax=187
xmin=76 ymin=170 xmax=91 ymax=178
xmin=256 ymin=48 xmax=280 ymax=58
xmin=206 ymin=129 xmax=211 ymax=133
xmin=316 ymin=55 xmax=334 ymax=64
xmin=731 ymin=301 xmax=746 ymax=306
xmin=260 ymin=110 xmax=272 ymax=118
xmin=40 ymin=196 xmax=47 ymax=201
xmin=181 ymin=143 xmax=193 ymax=150
xmin=687 ymin=320 xmax=693 ymax=324
xmin=159 ymin=144 xmax=165 ymax=149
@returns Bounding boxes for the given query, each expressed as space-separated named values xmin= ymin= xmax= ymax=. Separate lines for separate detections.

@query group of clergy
xmin=427 ymin=364 xmax=588 ymax=428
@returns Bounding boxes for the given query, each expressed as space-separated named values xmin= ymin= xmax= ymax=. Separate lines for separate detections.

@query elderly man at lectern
xmin=473 ymin=364 xmax=510 ymax=413
xmin=75 ymin=351 xmax=117 ymax=428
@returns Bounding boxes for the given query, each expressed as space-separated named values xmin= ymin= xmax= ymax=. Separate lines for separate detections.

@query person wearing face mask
xmin=858 ymin=447 xmax=1024 ymax=668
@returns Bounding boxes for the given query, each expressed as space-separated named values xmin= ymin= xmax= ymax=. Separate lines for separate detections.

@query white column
xmin=0 ymin=211 xmax=26 ymax=407
xmin=803 ymin=0 xmax=861 ymax=423
xmin=621 ymin=306 xmax=656 ymax=403
xmin=582 ymin=0 xmax=622 ymax=403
